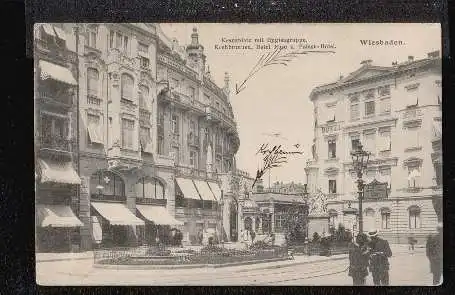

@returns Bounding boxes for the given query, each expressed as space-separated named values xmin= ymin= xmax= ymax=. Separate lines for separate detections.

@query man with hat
xmin=368 ymin=229 xmax=393 ymax=285
xmin=426 ymin=222 xmax=443 ymax=285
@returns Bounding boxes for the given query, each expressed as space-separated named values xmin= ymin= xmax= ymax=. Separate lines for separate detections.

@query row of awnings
xmin=175 ymin=177 xmax=222 ymax=202
xmin=38 ymin=159 xmax=81 ymax=185
xmin=36 ymin=202 xmax=183 ymax=229
xmin=39 ymin=60 xmax=77 ymax=86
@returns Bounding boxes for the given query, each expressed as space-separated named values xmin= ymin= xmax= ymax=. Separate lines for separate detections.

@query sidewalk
xmin=36 ymin=251 xmax=94 ymax=263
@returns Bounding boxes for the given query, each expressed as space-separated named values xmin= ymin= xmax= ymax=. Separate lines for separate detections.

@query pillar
xmin=79 ymin=175 xmax=92 ymax=250
xmin=270 ymin=202 xmax=275 ymax=233
xmin=108 ymin=70 xmax=122 ymax=156
xmin=126 ymin=175 xmax=138 ymax=246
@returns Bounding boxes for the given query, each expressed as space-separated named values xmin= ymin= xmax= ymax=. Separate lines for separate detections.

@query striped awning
xmin=91 ymin=202 xmax=144 ymax=226
xmin=207 ymin=182 xmax=222 ymax=201
xmin=39 ymin=159 xmax=81 ymax=185
xmin=136 ymin=205 xmax=183 ymax=226
xmin=39 ymin=60 xmax=77 ymax=85
xmin=36 ymin=205 xmax=83 ymax=227
xmin=193 ymin=180 xmax=217 ymax=202
xmin=175 ymin=178 xmax=201 ymax=200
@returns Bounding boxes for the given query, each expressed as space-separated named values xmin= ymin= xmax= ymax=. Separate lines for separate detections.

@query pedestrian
xmin=408 ymin=235 xmax=416 ymax=254
xmin=426 ymin=222 xmax=443 ymax=285
xmin=348 ymin=233 xmax=370 ymax=286
xmin=368 ymin=229 xmax=393 ymax=286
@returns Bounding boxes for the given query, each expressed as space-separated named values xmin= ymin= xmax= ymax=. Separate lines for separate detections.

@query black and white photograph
xmin=34 ymin=23 xmax=442 ymax=286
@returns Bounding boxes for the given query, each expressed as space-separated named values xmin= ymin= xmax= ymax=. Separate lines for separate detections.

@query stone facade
xmin=305 ymin=54 xmax=442 ymax=244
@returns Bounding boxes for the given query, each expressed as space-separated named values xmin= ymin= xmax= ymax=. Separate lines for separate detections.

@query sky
xmin=160 ymin=23 xmax=441 ymax=185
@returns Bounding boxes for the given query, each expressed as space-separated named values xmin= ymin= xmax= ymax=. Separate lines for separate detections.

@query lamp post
xmin=350 ymin=143 xmax=370 ymax=234
xmin=220 ymin=189 xmax=224 ymax=247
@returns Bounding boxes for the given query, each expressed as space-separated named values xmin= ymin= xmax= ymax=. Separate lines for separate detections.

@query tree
xmin=282 ymin=201 xmax=309 ymax=245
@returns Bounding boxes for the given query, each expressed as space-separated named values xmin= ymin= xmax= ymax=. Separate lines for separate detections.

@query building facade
xmin=305 ymin=53 xmax=442 ymax=244
xmin=34 ymin=24 xmax=83 ymax=252
xmin=34 ymin=23 xmax=241 ymax=251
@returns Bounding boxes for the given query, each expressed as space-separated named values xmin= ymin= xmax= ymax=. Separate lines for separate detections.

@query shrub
xmin=312 ymin=232 xmax=321 ymax=243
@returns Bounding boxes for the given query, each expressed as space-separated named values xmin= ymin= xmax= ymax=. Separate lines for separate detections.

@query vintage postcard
xmin=34 ymin=23 xmax=442 ymax=286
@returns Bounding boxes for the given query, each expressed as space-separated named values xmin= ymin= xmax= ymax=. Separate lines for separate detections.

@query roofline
xmin=309 ymin=58 xmax=441 ymax=100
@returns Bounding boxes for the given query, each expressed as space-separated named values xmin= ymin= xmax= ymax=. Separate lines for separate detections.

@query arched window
xmin=121 ymin=73 xmax=134 ymax=101
xmin=408 ymin=206 xmax=421 ymax=229
xmin=380 ymin=207 xmax=391 ymax=229
xmin=139 ymin=85 xmax=149 ymax=108
xmin=135 ymin=177 xmax=165 ymax=199
xmin=90 ymin=171 xmax=125 ymax=197
xmin=87 ymin=68 xmax=99 ymax=97
xmin=364 ymin=208 xmax=375 ymax=231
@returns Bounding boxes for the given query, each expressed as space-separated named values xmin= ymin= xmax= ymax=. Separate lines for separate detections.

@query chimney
xmin=408 ymin=56 xmax=414 ymax=62
xmin=360 ymin=59 xmax=373 ymax=66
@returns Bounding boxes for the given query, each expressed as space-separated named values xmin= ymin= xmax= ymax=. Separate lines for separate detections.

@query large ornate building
xmin=34 ymin=23 xmax=241 ymax=251
xmin=305 ymin=53 xmax=442 ymax=243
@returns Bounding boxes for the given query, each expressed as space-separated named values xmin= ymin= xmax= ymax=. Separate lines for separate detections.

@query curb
xmin=254 ymin=254 xmax=348 ymax=271
xmin=93 ymin=257 xmax=289 ymax=270
xmin=37 ymin=256 xmax=94 ymax=263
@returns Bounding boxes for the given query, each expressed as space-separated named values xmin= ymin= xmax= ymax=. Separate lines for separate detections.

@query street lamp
xmin=350 ymin=143 xmax=370 ymax=234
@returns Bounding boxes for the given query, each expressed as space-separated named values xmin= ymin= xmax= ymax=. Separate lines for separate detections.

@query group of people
xmin=348 ymin=229 xmax=393 ymax=286
xmin=349 ymin=223 xmax=443 ymax=286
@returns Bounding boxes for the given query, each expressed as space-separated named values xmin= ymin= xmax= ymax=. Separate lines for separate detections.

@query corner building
xmin=305 ymin=54 xmax=442 ymax=243
xmin=61 ymin=24 xmax=239 ymax=250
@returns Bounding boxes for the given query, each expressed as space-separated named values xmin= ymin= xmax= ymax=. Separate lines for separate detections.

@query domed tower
xmin=186 ymin=27 xmax=206 ymax=75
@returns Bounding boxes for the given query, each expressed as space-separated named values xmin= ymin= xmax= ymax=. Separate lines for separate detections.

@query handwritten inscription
xmin=252 ymin=143 xmax=304 ymax=188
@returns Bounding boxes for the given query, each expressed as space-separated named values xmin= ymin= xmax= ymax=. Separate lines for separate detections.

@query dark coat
xmin=369 ymin=237 xmax=392 ymax=272
xmin=348 ymin=243 xmax=369 ymax=278
xmin=426 ymin=233 xmax=442 ymax=273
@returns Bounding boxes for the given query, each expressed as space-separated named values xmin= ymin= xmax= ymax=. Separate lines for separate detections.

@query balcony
xmin=171 ymin=133 xmax=180 ymax=146
xmin=38 ymin=135 xmax=73 ymax=153
xmin=176 ymin=165 xmax=218 ymax=181
xmin=203 ymin=75 xmax=227 ymax=101
xmin=174 ymin=207 xmax=219 ymax=219
xmin=135 ymin=198 xmax=167 ymax=206
xmin=35 ymin=38 xmax=75 ymax=64
xmin=205 ymin=106 xmax=222 ymax=122
xmin=120 ymin=98 xmax=137 ymax=111
xmin=91 ymin=194 xmax=127 ymax=203
xmin=37 ymin=90 xmax=72 ymax=108
xmin=87 ymin=95 xmax=102 ymax=106
xmin=403 ymin=107 xmax=423 ymax=121
xmin=157 ymin=54 xmax=198 ymax=80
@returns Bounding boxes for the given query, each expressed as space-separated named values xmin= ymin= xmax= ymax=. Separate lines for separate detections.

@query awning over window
xmin=136 ymin=205 xmax=183 ymax=226
xmin=39 ymin=159 xmax=81 ymax=185
xmin=193 ymin=180 xmax=217 ymax=201
xmin=87 ymin=124 xmax=103 ymax=144
xmin=41 ymin=24 xmax=56 ymax=36
xmin=207 ymin=182 xmax=222 ymax=201
xmin=39 ymin=60 xmax=77 ymax=85
xmin=36 ymin=205 xmax=83 ymax=227
xmin=91 ymin=202 xmax=144 ymax=226
xmin=175 ymin=178 xmax=201 ymax=200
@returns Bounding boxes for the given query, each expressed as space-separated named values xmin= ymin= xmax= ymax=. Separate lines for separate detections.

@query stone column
xmin=270 ymin=201 xmax=275 ymax=233
xmin=79 ymin=175 xmax=92 ymax=251
xmin=108 ymin=71 xmax=122 ymax=156
xmin=125 ymin=174 xmax=138 ymax=246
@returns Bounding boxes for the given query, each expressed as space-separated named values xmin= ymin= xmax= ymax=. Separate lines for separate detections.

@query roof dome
xmin=243 ymin=199 xmax=258 ymax=209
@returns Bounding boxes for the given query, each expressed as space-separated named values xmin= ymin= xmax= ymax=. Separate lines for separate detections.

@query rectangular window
xmin=188 ymin=86 xmax=195 ymax=99
xmin=140 ymin=57 xmax=149 ymax=69
xmin=329 ymin=180 xmax=337 ymax=194
xmin=409 ymin=212 xmax=421 ymax=229
xmin=123 ymin=36 xmax=129 ymax=53
xmin=328 ymin=139 xmax=336 ymax=159
xmin=364 ymin=132 xmax=376 ymax=154
xmin=378 ymin=130 xmax=391 ymax=151
xmin=140 ymin=126 xmax=150 ymax=151
xmin=172 ymin=147 xmax=179 ymax=164
xmin=351 ymin=137 xmax=361 ymax=152
xmin=326 ymin=106 xmax=336 ymax=122
xmin=171 ymin=115 xmax=179 ymax=134
xmin=274 ymin=214 xmax=285 ymax=233
xmin=350 ymin=102 xmax=360 ymax=121
xmin=406 ymin=84 xmax=419 ymax=107
xmin=365 ymin=101 xmax=375 ymax=116
xmin=157 ymin=136 xmax=164 ymax=155
xmin=381 ymin=213 xmax=390 ymax=229
xmin=408 ymin=165 xmax=421 ymax=188
xmin=115 ymin=32 xmax=122 ymax=48
xmin=87 ymin=113 xmax=103 ymax=144
xmin=407 ymin=127 xmax=420 ymax=148
xmin=378 ymin=85 xmax=391 ymax=96
xmin=121 ymin=118 xmax=134 ymax=149
xmin=189 ymin=151 xmax=197 ymax=167
xmin=380 ymin=97 xmax=391 ymax=114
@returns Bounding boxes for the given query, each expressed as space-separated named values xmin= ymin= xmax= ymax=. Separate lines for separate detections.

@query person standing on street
xmin=348 ymin=233 xmax=370 ymax=286
xmin=368 ymin=229 xmax=393 ymax=286
xmin=426 ymin=222 xmax=443 ymax=285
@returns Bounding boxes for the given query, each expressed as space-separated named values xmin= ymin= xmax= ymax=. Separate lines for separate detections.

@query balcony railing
xmin=157 ymin=54 xmax=198 ymax=80
xmin=37 ymin=90 xmax=72 ymax=107
xmin=139 ymin=109 xmax=151 ymax=124
xmin=176 ymin=166 xmax=218 ymax=181
xmin=403 ymin=108 xmax=422 ymax=120
xmin=135 ymin=198 xmax=167 ymax=206
xmin=91 ymin=194 xmax=127 ymax=203
xmin=39 ymin=135 xmax=73 ymax=152
xmin=87 ymin=95 xmax=102 ymax=106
